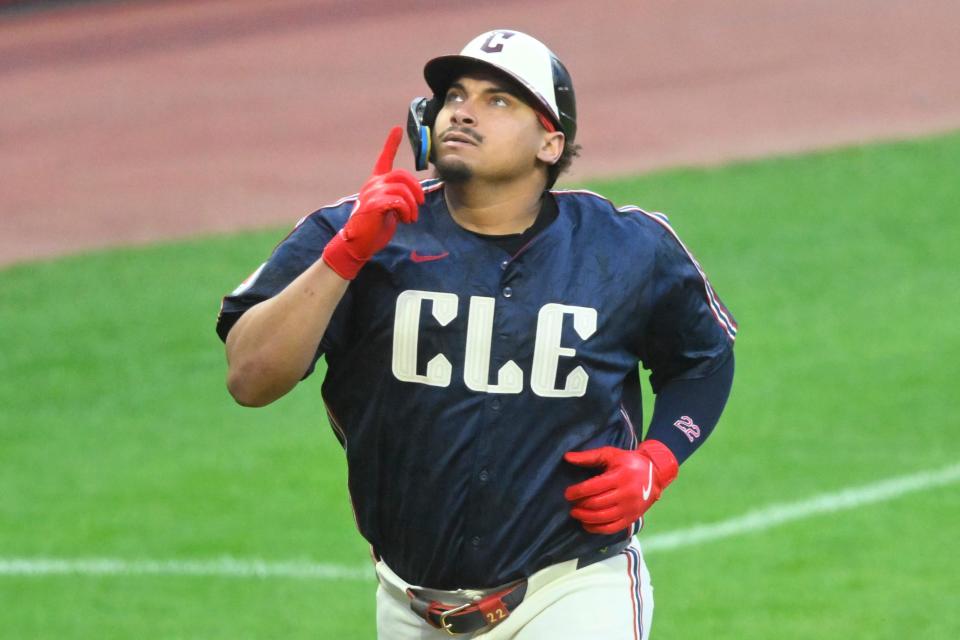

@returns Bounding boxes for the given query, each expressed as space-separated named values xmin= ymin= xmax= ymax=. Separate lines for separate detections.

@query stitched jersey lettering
xmin=391 ymin=290 xmax=458 ymax=387
xmin=391 ymin=290 xmax=596 ymax=396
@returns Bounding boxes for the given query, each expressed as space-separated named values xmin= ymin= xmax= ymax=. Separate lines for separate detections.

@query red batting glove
xmin=322 ymin=126 xmax=425 ymax=280
xmin=563 ymin=439 xmax=679 ymax=535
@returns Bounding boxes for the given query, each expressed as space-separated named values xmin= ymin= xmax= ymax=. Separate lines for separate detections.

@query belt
xmin=407 ymin=539 xmax=631 ymax=636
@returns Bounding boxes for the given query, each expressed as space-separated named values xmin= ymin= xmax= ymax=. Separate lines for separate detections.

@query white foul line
xmin=642 ymin=461 xmax=960 ymax=552
xmin=2 ymin=462 xmax=957 ymax=579
xmin=0 ymin=556 xmax=374 ymax=580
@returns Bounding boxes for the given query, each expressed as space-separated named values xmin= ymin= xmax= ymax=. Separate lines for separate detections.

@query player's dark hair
xmin=546 ymin=140 xmax=581 ymax=189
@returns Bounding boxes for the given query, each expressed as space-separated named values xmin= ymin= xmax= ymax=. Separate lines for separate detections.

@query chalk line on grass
xmin=2 ymin=462 xmax=957 ymax=580
xmin=0 ymin=556 xmax=373 ymax=580
xmin=642 ymin=461 xmax=960 ymax=552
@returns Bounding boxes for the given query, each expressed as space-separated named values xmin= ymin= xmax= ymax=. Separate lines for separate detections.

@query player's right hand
xmin=322 ymin=126 xmax=425 ymax=280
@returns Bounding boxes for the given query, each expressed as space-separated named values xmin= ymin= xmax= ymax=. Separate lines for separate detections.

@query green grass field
xmin=2 ymin=132 xmax=958 ymax=639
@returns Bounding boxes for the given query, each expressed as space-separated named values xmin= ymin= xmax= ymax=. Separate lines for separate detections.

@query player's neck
xmin=444 ymin=179 xmax=544 ymax=235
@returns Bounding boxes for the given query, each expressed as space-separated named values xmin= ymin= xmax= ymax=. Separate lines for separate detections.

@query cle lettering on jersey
xmin=391 ymin=289 xmax=597 ymax=398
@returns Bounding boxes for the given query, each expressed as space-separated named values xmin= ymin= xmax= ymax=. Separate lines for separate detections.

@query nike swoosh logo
xmin=641 ymin=464 xmax=654 ymax=501
xmin=410 ymin=250 xmax=450 ymax=263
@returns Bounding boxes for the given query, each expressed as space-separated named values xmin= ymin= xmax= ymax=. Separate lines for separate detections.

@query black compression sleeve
xmin=645 ymin=352 xmax=735 ymax=465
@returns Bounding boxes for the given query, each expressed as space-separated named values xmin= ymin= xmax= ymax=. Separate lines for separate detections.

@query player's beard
xmin=434 ymin=156 xmax=474 ymax=184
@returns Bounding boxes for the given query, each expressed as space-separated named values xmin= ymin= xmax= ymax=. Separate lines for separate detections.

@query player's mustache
xmin=439 ymin=126 xmax=484 ymax=144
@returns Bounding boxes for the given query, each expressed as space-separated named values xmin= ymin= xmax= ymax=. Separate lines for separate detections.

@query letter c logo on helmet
xmin=479 ymin=30 xmax=516 ymax=54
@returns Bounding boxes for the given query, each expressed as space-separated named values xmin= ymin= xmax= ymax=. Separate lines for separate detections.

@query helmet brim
xmin=423 ymin=55 xmax=563 ymax=133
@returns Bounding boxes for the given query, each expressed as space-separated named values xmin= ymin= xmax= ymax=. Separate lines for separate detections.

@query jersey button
xmin=502 ymin=286 xmax=513 ymax=298
xmin=471 ymin=536 xmax=481 ymax=548
xmin=500 ymin=259 xmax=509 ymax=271
xmin=479 ymin=469 xmax=489 ymax=482
xmin=490 ymin=398 xmax=501 ymax=411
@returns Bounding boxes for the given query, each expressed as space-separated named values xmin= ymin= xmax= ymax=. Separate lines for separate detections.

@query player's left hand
xmin=563 ymin=440 xmax=679 ymax=535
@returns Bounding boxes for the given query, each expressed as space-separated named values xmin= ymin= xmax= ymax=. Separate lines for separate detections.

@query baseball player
xmin=217 ymin=30 xmax=736 ymax=639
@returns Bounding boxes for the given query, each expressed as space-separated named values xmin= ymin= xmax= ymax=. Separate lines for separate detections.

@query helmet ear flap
xmin=422 ymin=96 xmax=440 ymax=127
xmin=407 ymin=97 xmax=440 ymax=171
xmin=550 ymin=56 xmax=577 ymax=142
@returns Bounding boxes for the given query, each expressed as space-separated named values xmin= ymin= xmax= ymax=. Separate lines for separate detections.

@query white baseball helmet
xmin=423 ymin=29 xmax=577 ymax=141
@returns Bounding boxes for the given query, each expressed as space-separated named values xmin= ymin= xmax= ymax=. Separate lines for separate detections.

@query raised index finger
xmin=373 ymin=126 xmax=404 ymax=176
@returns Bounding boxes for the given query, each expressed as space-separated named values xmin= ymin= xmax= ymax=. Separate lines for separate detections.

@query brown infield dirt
xmin=1 ymin=0 xmax=959 ymax=266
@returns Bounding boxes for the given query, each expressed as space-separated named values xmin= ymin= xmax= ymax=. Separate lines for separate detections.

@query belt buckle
xmin=438 ymin=602 xmax=472 ymax=636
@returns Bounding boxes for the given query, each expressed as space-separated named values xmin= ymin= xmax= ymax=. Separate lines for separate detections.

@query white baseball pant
xmin=375 ymin=537 xmax=654 ymax=639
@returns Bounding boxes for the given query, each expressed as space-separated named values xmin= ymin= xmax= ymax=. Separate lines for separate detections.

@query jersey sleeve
xmin=640 ymin=215 xmax=737 ymax=392
xmin=215 ymin=202 xmax=355 ymax=372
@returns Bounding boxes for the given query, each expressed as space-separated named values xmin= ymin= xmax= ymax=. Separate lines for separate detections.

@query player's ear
xmin=537 ymin=131 xmax=565 ymax=166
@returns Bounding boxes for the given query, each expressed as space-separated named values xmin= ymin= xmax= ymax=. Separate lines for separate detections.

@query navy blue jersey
xmin=217 ymin=181 xmax=736 ymax=589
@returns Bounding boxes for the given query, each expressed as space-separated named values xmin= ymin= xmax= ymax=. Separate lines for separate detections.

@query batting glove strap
xmin=637 ymin=439 xmax=679 ymax=489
